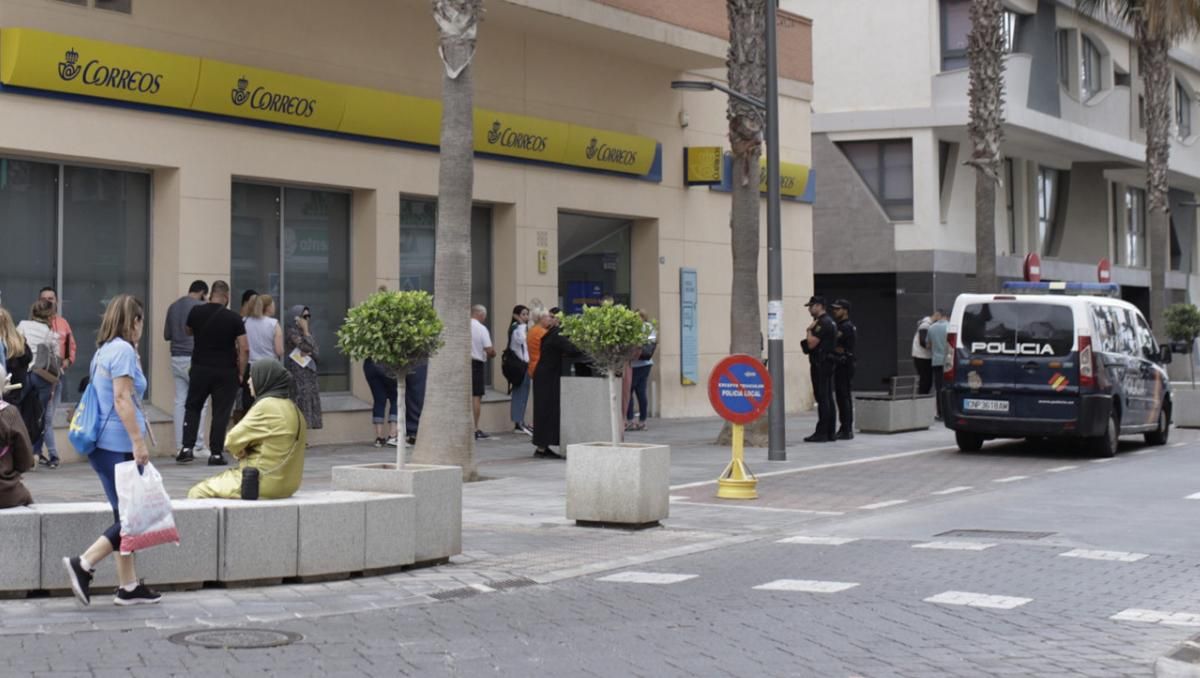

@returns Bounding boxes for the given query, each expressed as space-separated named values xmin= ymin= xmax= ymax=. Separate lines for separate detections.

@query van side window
xmin=1135 ymin=314 xmax=1157 ymax=357
xmin=1116 ymin=309 xmax=1139 ymax=356
xmin=1090 ymin=306 xmax=1117 ymax=353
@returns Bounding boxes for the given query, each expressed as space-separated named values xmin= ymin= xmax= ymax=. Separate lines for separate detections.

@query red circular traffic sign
xmin=1023 ymin=252 xmax=1042 ymax=282
xmin=1098 ymin=257 xmax=1111 ymax=283
xmin=708 ymin=354 xmax=773 ymax=424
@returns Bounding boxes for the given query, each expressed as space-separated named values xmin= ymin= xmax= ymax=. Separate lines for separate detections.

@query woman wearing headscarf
xmin=531 ymin=308 xmax=580 ymax=459
xmin=0 ymin=365 xmax=34 ymax=509
xmin=284 ymin=305 xmax=322 ymax=429
xmin=187 ymin=359 xmax=307 ymax=500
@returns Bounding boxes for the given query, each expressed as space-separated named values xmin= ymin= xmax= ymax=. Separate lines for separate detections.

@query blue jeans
xmin=89 ymin=448 xmax=134 ymax=550
xmin=626 ymin=365 xmax=651 ymax=422
xmin=363 ymin=360 xmax=398 ymax=425
xmin=28 ymin=373 xmax=55 ymax=459
xmin=510 ymin=372 xmax=530 ymax=425
xmin=405 ymin=364 xmax=427 ymax=438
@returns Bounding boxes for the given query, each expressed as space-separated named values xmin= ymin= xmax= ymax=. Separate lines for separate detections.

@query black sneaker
xmin=474 ymin=430 xmax=490 ymax=440
xmin=405 ymin=436 xmax=417 ymax=445
xmin=48 ymin=458 xmax=60 ymax=469
xmin=836 ymin=430 xmax=854 ymax=440
xmin=63 ymin=556 xmax=92 ymax=607
xmin=38 ymin=454 xmax=51 ymax=467
xmin=207 ymin=453 xmax=228 ymax=466
xmin=534 ymin=448 xmax=564 ymax=460
xmin=175 ymin=448 xmax=195 ymax=464
xmin=114 ymin=582 xmax=162 ymax=606
xmin=803 ymin=434 xmax=834 ymax=443
xmin=373 ymin=437 xmax=385 ymax=448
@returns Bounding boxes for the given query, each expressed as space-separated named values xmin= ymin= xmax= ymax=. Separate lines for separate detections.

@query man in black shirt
xmin=831 ymin=299 xmax=857 ymax=440
xmin=178 ymin=280 xmax=248 ymax=466
xmin=800 ymin=295 xmax=838 ymax=443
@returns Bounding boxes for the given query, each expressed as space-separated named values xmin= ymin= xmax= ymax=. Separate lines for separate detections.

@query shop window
xmin=1081 ymin=36 xmax=1103 ymax=100
xmin=0 ymin=158 xmax=149 ymax=402
xmin=1036 ymin=166 xmax=1062 ymax=256
xmin=839 ymin=139 xmax=914 ymax=221
xmin=557 ymin=213 xmax=632 ymax=314
xmin=1178 ymin=78 xmax=1193 ymax=139
xmin=231 ymin=182 xmax=351 ymax=392
xmin=1124 ymin=187 xmax=1146 ymax=267
xmin=399 ymin=199 xmax=493 ymax=383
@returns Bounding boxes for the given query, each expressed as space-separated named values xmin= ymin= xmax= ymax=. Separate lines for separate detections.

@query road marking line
xmin=596 ymin=572 xmax=698 ymax=585
xmin=1172 ymin=442 xmax=1188 ymax=448
xmin=913 ymin=541 xmax=996 ymax=551
xmin=669 ymin=501 xmax=843 ymax=516
xmin=1111 ymin=609 xmax=1200 ymax=627
xmin=1045 ymin=465 xmax=1078 ymax=473
xmin=1058 ymin=549 xmax=1148 ymax=563
xmin=469 ymin=583 xmax=496 ymax=593
xmin=1131 ymin=450 xmax=1154 ymax=456
xmin=930 ymin=486 xmax=972 ymax=496
xmin=668 ymin=495 xmax=688 ymax=502
xmin=925 ymin=591 xmax=1032 ymax=610
xmin=776 ymin=536 xmax=858 ymax=546
xmin=858 ymin=499 xmax=908 ymax=510
xmin=669 ymin=445 xmax=957 ymax=490
xmin=1090 ymin=458 xmax=1116 ymax=464
xmin=1186 ymin=492 xmax=1200 ymax=500
xmin=753 ymin=579 xmax=859 ymax=593
xmin=993 ymin=475 xmax=1029 ymax=483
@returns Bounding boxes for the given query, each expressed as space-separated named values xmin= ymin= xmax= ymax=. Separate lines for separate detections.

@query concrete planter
xmin=1171 ymin=386 xmax=1200 ymax=428
xmin=854 ymin=395 xmax=936 ymax=433
xmin=331 ymin=463 xmax=462 ymax=564
xmin=566 ymin=442 xmax=670 ymax=528
xmin=561 ymin=377 xmax=618 ymax=449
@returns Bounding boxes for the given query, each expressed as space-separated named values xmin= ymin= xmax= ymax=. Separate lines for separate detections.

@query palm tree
xmin=718 ymin=0 xmax=769 ymax=447
xmin=1076 ymin=0 xmax=1200 ymax=332
xmin=411 ymin=0 xmax=484 ymax=480
xmin=966 ymin=0 xmax=1006 ymax=294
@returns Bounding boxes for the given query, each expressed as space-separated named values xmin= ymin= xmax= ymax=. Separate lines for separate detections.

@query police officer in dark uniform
xmin=801 ymin=296 xmax=838 ymax=443
xmin=830 ymin=299 xmax=857 ymax=440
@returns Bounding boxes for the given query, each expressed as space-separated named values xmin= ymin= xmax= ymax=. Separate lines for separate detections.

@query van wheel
xmin=1144 ymin=407 xmax=1170 ymax=446
xmin=955 ymin=431 xmax=984 ymax=453
xmin=1092 ymin=413 xmax=1119 ymax=458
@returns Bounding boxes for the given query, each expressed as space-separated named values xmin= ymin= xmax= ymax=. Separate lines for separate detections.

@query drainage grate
xmin=428 ymin=587 xmax=480 ymax=601
xmin=489 ymin=577 xmax=536 ymax=591
xmin=168 ymin=628 xmax=302 ymax=649
xmin=935 ymin=529 xmax=1055 ymax=540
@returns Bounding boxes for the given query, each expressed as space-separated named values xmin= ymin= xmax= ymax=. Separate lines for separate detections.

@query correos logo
xmin=970 ymin=342 xmax=1055 ymax=356
xmin=57 ymin=48 xmax=163 ymax=94
xmin=486 ymin=121 xmax=548 ymax=152
xmin=231 ymin=76 xmax=317 ymax=118
xmin=585 ymin=137 xmax=638 ymax=166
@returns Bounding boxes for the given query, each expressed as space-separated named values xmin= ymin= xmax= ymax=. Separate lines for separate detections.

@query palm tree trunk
xmin=717 ymin=0 xmax=769 ymax=447
xmin=1140 ymin=29 xmax=1172 ymax=334
xmin=967 ymin=0 xmax=1005 ymax=294
xmin=413 ymin=0 xmax=482 ymax=480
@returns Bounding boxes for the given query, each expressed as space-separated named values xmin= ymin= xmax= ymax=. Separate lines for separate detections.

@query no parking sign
xmin=708 ymin=354 xmax=773 ymax=424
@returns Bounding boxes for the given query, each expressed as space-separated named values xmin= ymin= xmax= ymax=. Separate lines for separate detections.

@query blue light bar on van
xmin=1000 ymin=282 xmax=1121 ymax=296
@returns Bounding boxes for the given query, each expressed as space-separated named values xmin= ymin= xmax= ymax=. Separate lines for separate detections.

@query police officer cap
xmin=804 ymin=295 xmax=827 ymax=307
xmin=830 ymin=299 xmax=851 ymax=311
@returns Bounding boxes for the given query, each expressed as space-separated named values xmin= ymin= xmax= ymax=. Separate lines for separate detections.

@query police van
xmin=942 ymin=282 xmax=1171 ymax=457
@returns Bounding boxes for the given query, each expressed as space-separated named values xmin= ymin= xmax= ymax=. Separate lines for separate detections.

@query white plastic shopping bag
xmin=115 ymin=461 xmax=180 ymax=554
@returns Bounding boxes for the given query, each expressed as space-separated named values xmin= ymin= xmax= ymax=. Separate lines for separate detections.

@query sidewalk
xmin=4 ymin=413 xmax=959 ymax=636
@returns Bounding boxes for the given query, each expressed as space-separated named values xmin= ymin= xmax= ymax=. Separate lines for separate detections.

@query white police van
xmin=942 ymin=282 xmax=1171 ymax=457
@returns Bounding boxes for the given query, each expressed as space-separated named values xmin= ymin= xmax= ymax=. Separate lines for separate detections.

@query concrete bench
xmin=0 ymin=464 xmax=461 ymax=596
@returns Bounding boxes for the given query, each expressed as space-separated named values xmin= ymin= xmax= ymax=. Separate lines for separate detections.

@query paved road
xmin=5 ymin=419 xmax=1200 ymax=677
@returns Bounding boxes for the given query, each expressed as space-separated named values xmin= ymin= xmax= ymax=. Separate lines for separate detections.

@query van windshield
xmin=961 ymin=302 xmax=1074 ymax=357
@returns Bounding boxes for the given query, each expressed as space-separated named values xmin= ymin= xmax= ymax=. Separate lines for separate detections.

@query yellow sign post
xmin=717 ymin=422 xmax=758 ymax=499
xmin=708 ymin=354 xmax=771 ymax=500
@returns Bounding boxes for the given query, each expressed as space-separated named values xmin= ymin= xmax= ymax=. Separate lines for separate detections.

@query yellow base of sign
xmin=716 ymin=423 xmax=758 ymax=500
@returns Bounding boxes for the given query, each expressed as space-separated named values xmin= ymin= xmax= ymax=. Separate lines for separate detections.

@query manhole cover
xmin=168 ymin=628 xmax=302 ymax=649
xmin=489 ymin=577 xmax=536 ymax=591
xmin=935 ymin=529 xmax=1054 ymax=540
xmin=429 ymin=587 xmax=479 ymax=601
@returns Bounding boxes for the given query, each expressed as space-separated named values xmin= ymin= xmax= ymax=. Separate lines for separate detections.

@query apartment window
xmin=231 ymin=183 xmax=351 ymax=391
xmin=1005 ymin=158 xmax=1016 ymax=253
xmin=1056 ymin=30 xmax=1070 ymax=88
xmin=1081 ymin=36 xmax=1103 ymax=99
xmin=1125 ymin=187 xmax=1146 ymax=267
xmin=1036 ymin=166 xmax=1061 ymax=256
xmin=940 ymin=0 xmax=970 ymax=71
xmin=1139 ymin=95 xmax=1147 ymax=129
xmin=55 ymin=0 xmax=131 ymax=11
xmin=839 ymin=139 xmax=914 ymax=221
xmin=0 ymin=159 xmax=150 ymax=401
xmin=1178 ymin=79 xmax=1193 ymax=139
xmin=1001 ymin=11 xmax=1019 ymax=54
xmin=1171 ymin=216 xmax=1183 ymax=271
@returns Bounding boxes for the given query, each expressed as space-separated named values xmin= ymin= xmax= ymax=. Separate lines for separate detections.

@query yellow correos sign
xmin=474 ymin=110 xmax=568 ymax=164
xmin=340 ymin=86 xmax=441 ymax=147
xmin=0 ymin=27 xmax=200 ymax=108
xmin=758 ymin=158 xmax=810 ymax=198
xmin=192 ymin=59 xmax=346 ymax=131
xmin=565 ymin=125 xmax=655 ymax=175
xmin=684 ymin=146 xmax=724 ymax=185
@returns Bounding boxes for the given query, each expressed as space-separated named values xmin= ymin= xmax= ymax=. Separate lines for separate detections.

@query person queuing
xmin=531 ymin=308 xmax=578 ymax=459
xmin=800 ymin=296 xmax=838 ymax=443
xmin=625 ymin=310 xmax=656 ymax=432
xmin=240 ymin=294 xmax=284 ymax=417
xmin=38 ymin=287 xmax=74 ymax=465
xmin=911 ymin=314 xmax=934 ymax=395
xmin=164 ymin=280 xmax=210 ymax=455
xmin=62 ymin=295 xmax=162 ymax=607
xmin=285 ymin=305 xmax=322 ymax=430
xmin=927 ymin=309 xmax=950 ymax=420
xmin=507 ymin=305 xmax=533 ymax=436
xmin=0 ymin=365 xmax=34 ymax=509
xmin=178 ymin=280 xmax=248 ymax=467
xmin=18 ymin=299 xmax=61 ymax=467
xmin=470 ymin=305 xmax=495 ymax=440
xmin=830 ymin=299 xmax=856 ymax=440
xmin=0 ymin=307 xmax=37 ymax=440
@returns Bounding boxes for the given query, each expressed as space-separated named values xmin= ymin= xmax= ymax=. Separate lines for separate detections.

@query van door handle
xmin=1021 ymin=361 xmax=1039 ymax=371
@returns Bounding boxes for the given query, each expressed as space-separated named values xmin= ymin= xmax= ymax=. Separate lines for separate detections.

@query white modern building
xmin=785 ymin=0 xmax=1200 ymax=388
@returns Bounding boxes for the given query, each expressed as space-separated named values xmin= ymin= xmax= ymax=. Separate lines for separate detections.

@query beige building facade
xmin=0 ymin=0 xmax=814 ymax=452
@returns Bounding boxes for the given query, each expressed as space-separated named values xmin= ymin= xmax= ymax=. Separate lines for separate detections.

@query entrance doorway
xmin=557 ymin=212 xmax=632 ymax=313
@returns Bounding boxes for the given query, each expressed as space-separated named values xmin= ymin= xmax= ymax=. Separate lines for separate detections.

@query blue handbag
xmin=68 ymin=363 xmax=111 ymax=456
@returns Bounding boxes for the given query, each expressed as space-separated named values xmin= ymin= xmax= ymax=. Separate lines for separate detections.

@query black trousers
xmin=811 ymin=361 xmax=836 ymax=438
xmin=913 ymin=357 xmax=933 ymax=394
xmin=182 ymin=364 xmax=239 ymax=455
xmin=931 ymin=368 xmax=944 ymax=418
xmin=834 ymin=363 xmax=854 ymax=433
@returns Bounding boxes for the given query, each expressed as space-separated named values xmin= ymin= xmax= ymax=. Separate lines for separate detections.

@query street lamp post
xmin=670 ymin=0 xmax=787 ymax=461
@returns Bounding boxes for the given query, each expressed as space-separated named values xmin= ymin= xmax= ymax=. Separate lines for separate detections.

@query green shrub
xmin=336 ymin=290 xmax=444 ymax=375
xmin=559 ymin=302 xmax=652 ymax=377
xmin=1164 ymin=303 xmax=1200 ymax=350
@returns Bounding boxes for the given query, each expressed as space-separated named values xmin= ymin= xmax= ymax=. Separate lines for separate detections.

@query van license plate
xmin=964 ymin=398 xmax=1009 ymax=413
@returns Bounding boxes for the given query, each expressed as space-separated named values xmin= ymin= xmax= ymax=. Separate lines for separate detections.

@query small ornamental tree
xmin=337 ymin=290 xmax=443 ymax=468
xmin=1165 ymin=303 xmax=1200 ymax=387
xmin=560 ymin=302 xmax=652 ymax=445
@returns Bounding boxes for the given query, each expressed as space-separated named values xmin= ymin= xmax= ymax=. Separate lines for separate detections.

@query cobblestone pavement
xmin=5 ymin=416 xmax=1200 ymax=676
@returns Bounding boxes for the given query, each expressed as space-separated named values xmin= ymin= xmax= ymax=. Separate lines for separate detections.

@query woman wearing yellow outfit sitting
xmin=187 ymin=359 xmax=306 ymax=500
